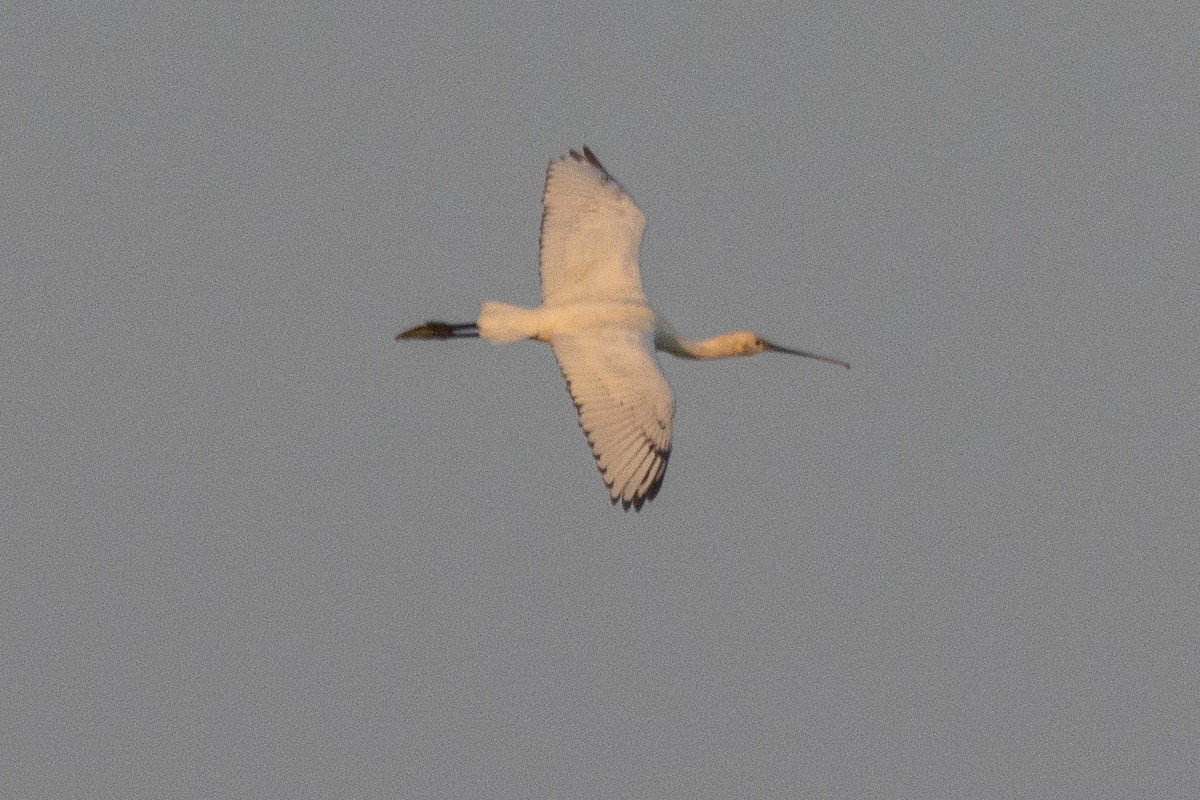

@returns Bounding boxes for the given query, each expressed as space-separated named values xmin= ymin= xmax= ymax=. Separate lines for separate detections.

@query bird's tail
xmin=477 ymin=301 xmax=540 ymax=344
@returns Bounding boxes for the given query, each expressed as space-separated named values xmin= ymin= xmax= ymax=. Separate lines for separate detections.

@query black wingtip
xmin=568 ymin=146 xmax=607 ymax=174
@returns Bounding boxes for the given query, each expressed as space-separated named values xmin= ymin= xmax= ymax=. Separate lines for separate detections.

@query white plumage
xmin=399 ymin=147 xmax=848 ymax=510
xmin=538 ymin=147 xmax=647 ymax=307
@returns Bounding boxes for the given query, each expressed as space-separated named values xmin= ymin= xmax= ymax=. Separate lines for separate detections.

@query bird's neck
xmin=653 ymin=312 xmax=749 ymax=360
xmin=654 ymin=315 xmax=697 ymax=359
xmin=655 ymin=329 xmax=739 ymax=360
xmin=682 ymin=333 xmax=746 ymax=359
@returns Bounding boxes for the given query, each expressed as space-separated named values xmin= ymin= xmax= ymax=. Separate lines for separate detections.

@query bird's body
xmin=399 ymin=147 xmax=848 ymax=510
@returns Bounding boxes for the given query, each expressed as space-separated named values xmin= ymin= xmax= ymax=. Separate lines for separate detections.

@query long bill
xmin=764 ymin=341 xmax=851 ymax=369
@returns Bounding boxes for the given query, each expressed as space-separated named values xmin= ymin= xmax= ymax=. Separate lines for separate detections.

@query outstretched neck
xmin=653 ymin=312 xmax=848 ymax=365
xmin=654 ymin=316 xmax=700 ymax=359
xmin=678 ymin=332 xmax=755 ymax=359
xmin=654 ymin=320 xmax=750 ymax=360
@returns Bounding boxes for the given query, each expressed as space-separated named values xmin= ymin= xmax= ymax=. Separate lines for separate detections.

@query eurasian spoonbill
xmin=398 ymin=147 xmax=848 ymax=510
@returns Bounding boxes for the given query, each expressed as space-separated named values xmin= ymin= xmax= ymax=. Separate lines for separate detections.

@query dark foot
xmin=395 ymin=321 xmax=479 ymax=340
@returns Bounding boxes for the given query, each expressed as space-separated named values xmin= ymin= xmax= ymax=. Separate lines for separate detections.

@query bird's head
xmin=742 ymin=332 xmax=851 ymax=368
xmin=724 ymin=331 xmax=774 ymax=356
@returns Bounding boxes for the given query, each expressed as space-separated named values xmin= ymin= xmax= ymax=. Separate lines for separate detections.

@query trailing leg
xmin=395 ymin=321 xmax=479 ymax=340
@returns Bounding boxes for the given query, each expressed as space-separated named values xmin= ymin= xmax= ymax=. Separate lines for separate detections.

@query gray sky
xmin=6 ymin=2 xmax=1199 ymax=798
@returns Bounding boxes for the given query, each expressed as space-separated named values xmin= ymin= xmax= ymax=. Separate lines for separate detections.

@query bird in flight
xmin=398 ymin=147 xmax=848 ymax=510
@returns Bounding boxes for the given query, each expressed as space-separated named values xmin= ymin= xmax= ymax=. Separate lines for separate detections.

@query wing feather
xmin=551 ymin=330 xmax=672 ymax=510
xmin=539 ymin=148 xmax=647 ymax=306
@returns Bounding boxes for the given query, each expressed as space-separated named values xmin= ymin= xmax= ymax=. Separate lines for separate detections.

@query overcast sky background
xmin=6 ymin=2 xmax=1199 ymax=798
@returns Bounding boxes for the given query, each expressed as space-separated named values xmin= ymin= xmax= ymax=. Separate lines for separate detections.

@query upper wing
xmin=539 ymin=147 xmax=647 ymax=307
xmin=550 ymin=329 xmax=673 ymax=510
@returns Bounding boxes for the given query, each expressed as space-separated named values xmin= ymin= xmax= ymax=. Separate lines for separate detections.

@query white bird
xmin=399 ymin=147 xmax=848 ymax=510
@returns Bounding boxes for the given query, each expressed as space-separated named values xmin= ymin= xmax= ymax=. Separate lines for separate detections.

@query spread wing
xmin=550 ymin=330 xmax=673 ymax=510
xmin=539 ymin=147 xmax=647 ymax=307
